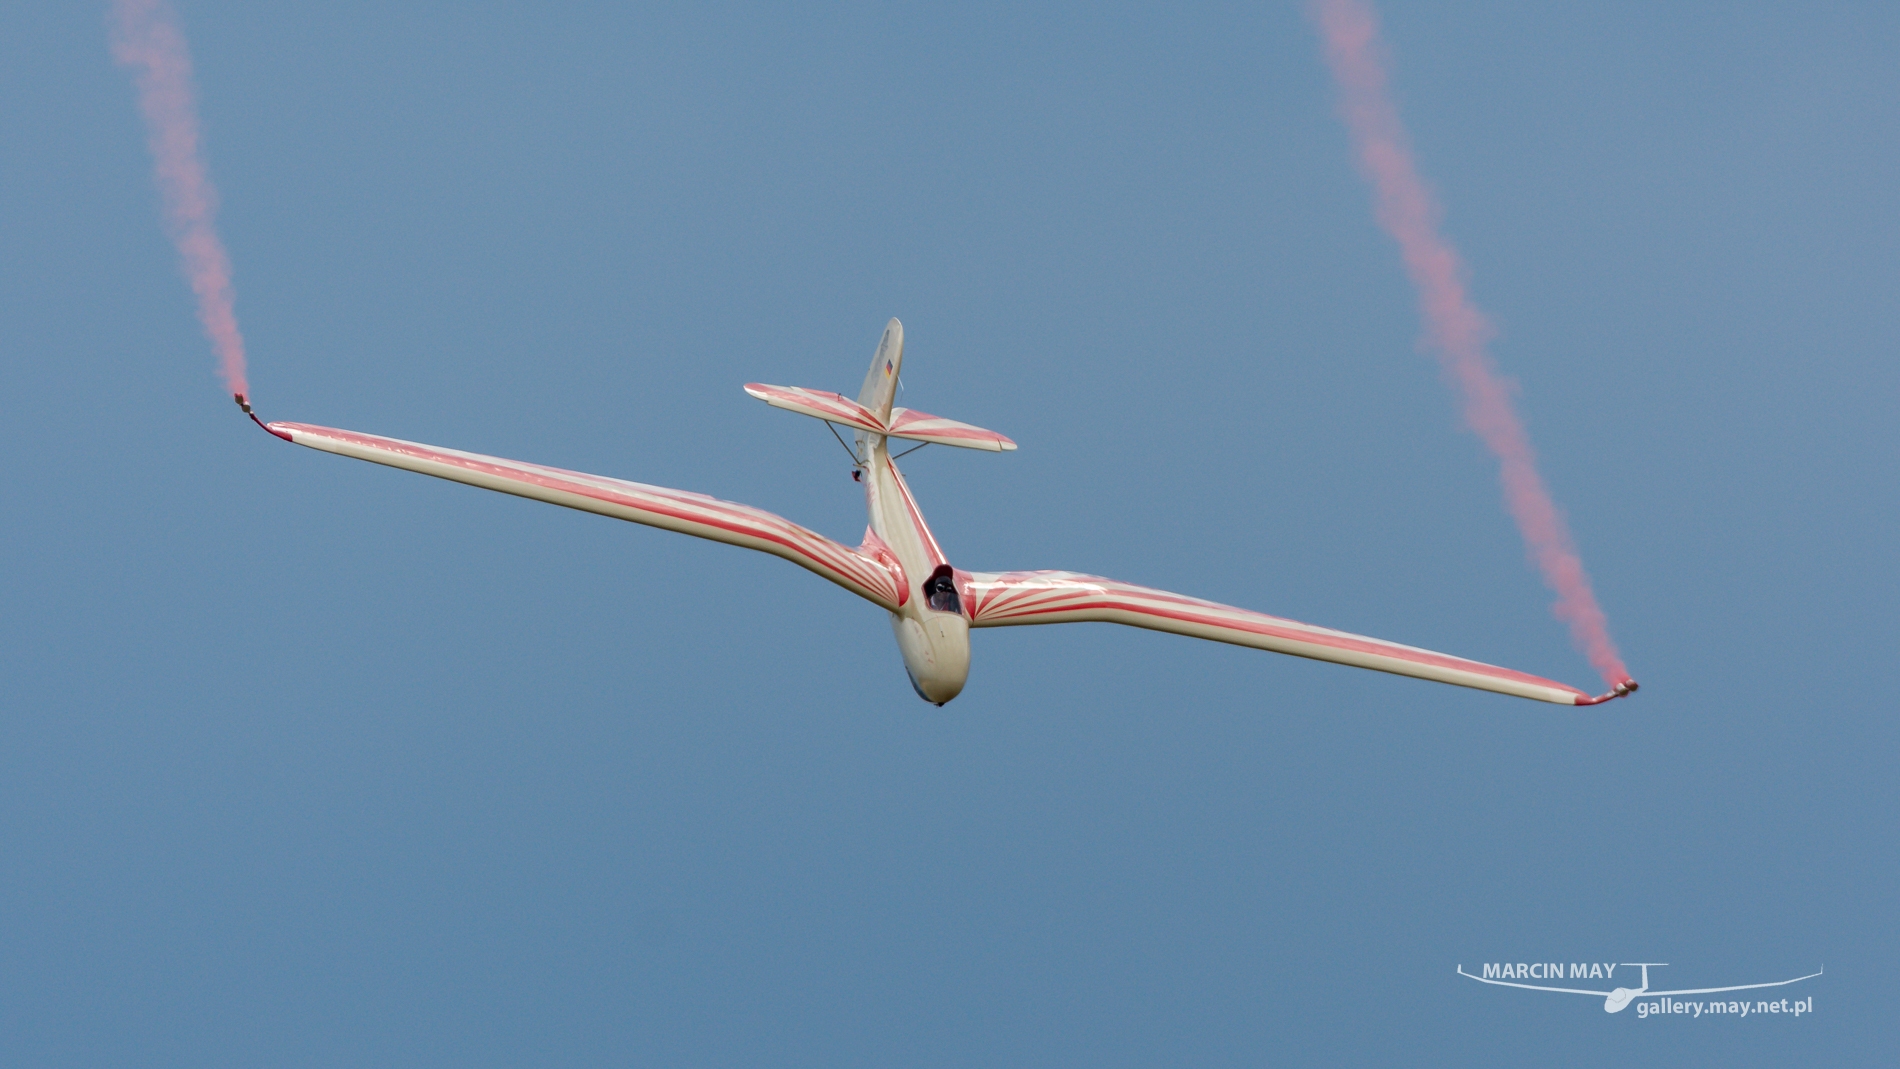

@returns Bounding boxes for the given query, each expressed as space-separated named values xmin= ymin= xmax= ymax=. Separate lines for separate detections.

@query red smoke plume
xmin=111 ymin=0 xmax=249 ymax=400
xmin=1311 ymin=0 xmax=1630 ymax=686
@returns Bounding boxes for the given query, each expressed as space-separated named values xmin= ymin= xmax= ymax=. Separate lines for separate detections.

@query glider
xmin=243 ymin=319 xmax=1637 ymax=707
xmin=1457 ymin=963 xmax=1822 ymax=1013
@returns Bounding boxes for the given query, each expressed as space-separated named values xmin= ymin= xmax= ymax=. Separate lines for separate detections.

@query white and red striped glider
xmin=246 ymin=319 xmax=1635 ymax=707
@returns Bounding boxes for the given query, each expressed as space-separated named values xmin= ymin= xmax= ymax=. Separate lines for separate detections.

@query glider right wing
xmin=961 ymin=570 xmax=1607 ymax=705
xmin=266 ymin=421 xmax=907 ymax=610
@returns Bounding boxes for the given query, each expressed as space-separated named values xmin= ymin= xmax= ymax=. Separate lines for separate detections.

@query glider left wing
xmin=268 ymin=421 xmax=906 ymax=610
xmin=962 ymin=570 xmax=1597 ymax=705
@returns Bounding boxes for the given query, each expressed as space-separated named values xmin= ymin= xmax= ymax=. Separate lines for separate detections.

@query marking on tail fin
xmin=857 ymin=318 xmax=904 ymax=423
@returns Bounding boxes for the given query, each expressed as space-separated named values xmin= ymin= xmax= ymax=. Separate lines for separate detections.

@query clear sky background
xmin=2 ymin=2 xmax=1894 ymax=1065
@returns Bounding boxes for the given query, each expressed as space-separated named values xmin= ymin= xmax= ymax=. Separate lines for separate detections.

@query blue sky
xmin=2 ymin=2 xmax=1894 ymax=1064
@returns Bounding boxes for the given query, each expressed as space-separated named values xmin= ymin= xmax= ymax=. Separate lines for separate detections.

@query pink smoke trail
xmin=1310 ymin=0 xmax=1630 ymax=687
xmin=111 ymin=0 xmax=249 ymax=402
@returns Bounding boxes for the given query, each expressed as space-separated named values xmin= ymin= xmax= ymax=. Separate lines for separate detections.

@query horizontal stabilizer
xmin=746 ymin=383 xmax=1015 ymax=452
xmin=887 ymin=407 xmax=1016 ymax=451
xmin=743 ymin=383 xmax=884 ymax=436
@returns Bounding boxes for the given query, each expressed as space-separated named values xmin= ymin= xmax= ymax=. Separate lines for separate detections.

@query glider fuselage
xmin=848 ymin=320 xmax=971 ymax=704
xmin=861 ymin=433 xmax=970 ymax=704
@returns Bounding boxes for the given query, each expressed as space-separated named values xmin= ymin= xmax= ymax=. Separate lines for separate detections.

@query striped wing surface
xmin=742 ymin=383 xmax=886 ymax=436
xmin=886 ymin=407 xmax=1016 ymax=451
xmin=269 ymin=422 xmax=906 ymax=610
xmin=962 ymin=571 xmax=1594 ymax=704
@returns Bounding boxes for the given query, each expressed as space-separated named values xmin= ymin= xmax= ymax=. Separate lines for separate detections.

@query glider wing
xmin=267 ymin=421 xmax=907 ymax=610
xmin=962 ymin=570 xmax=1597 ymax=705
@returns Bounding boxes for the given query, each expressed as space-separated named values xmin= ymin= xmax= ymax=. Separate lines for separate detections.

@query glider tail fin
xmin=855 ymin=318 xmax=904 ymax=424
xmin=743 ymin=318 xmax=1014 ymax=452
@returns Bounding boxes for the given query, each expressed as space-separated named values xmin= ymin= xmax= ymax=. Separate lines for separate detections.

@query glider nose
xmin=1604 ymin=988 xmax=1637 ymax=1013
xmin=891 ymin=612 xmax=970 ymax=705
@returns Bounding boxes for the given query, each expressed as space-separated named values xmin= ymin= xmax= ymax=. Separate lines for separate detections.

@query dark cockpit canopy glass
xmin=924 ymin=565 xmax=961 ymax=615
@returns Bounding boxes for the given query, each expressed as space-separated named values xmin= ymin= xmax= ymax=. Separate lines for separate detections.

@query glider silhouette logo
xmin=1458 ymin=962 xmax=1821 ymax=1016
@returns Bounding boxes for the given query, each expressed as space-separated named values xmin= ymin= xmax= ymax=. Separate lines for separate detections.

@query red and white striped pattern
xmin=269 ymin=422 xmax=907 ymax=610
xmin=881 ymin=456 xmax=949 ymax=569
xmin=742 ymin=384 xmax=885 ymax=436
xmin=961 ymin=570 xmax=1594 ymax=705
xmin=886 ymin=407 xmax=1017 ymax=452
xmin=744 ymin=383 xmax=1014 ymax=453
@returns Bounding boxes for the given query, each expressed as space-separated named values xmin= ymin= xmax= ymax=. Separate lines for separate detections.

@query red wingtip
xmin=239 ymin=397 xmax=294 ymax=442
xmin=250 ymin=413 xmax=293 ymax=441
xmin=1575 ymin=678 xmax=1640 ymax=706
xmin=235 ymin=392 xmax=293 ymax=440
